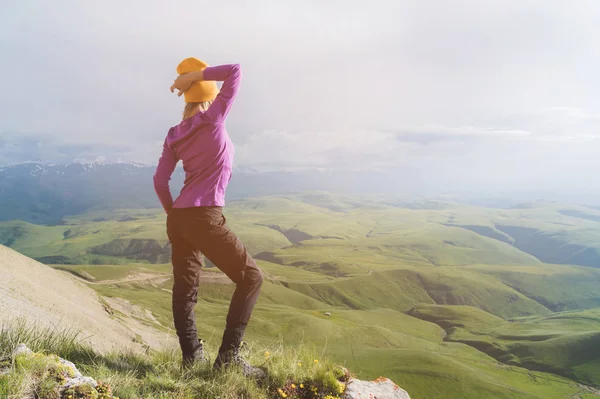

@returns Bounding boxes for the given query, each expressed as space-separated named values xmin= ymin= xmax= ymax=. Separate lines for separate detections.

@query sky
xmin=1 ymin=0 xmax=599 ymax=197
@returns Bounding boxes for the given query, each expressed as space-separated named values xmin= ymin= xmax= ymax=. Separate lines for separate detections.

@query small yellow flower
xmin=300 ymin=383 xmax=304 ymax=389
xmin=277 ymin=388 xmax=283 ymax=393
xmin=314 ymin=359 xmax=319 ymax=363
xmin=264 ymin=351 xmax=270 ymax=357
xmin=282 ymin=394 xmax=288 ymax=398
xmin=297 ymin=361 xmax=302 ymax=366
xmin=291 ymin=383 xmax=296 ymax=389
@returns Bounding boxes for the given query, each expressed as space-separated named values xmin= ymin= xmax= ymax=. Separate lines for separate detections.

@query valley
xmin=2 ymin=192 xmax=600 ymax=398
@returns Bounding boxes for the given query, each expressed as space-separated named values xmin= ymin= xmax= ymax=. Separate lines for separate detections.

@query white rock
xmin=59 ymin=358 xmax=83 ymax=378
xmin=12 ymin=343 xmax=33 ymax=357
xmin=343 ymin=377 xmax=411 ymax=399
xmin=62 ymin=376 xmax=98 ymax=389
xmin=11 ymin=344 xmax=96 ymax=391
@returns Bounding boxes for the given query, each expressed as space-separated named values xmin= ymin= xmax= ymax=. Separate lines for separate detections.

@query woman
xmin=154 ymin=57 xmax=264 ymax=378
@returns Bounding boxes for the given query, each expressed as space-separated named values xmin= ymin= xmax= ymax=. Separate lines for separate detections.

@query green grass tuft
xmin=0 ymin=322 xmax=350 ymax=399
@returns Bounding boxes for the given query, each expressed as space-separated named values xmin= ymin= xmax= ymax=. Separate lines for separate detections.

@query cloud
xmin=234 ymin=104 xmax=600 ymax=195
xmin=390 ymin=126 xmax=532 ymax=145
xmin=524 ymin=107 xmax=600 ymax=139
xmin=1 ymin=1 xmax=600 ymax=197
xmin=234 ymin=129 xmax=413 ymax=171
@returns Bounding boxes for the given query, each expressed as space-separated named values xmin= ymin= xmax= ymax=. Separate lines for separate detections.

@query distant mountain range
xmin=2 ymin=161 xmax=598 ymax=224
xmin=0 ymin=162 xmax=408 ymax=224
xmin=0 ymin=162 xmax=162 ymax=224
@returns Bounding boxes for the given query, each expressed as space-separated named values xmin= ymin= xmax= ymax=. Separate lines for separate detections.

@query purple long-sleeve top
xmin=153 ymin=64 xmax=241 ymax=213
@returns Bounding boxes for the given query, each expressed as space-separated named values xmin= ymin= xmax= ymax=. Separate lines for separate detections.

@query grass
xmin=4 ymin=194 xmax=600 ymax=398
xmin=0 ymin=321 xmax=349 ymax=399
xmin=285 ymin=267 xmax=552 ymax=318
xmin=5 ymin=194 xmax=600 ymax=268
xmin=86 ymin=275 xmax=600 ymax=398
xmin=408 ymin=304 xmax=600 ymax=386
xmin=3 ymin=318 xmax=598 ymax=399
xmin=44 ymin=259 xmax=600 ymax=397
xmin=341 ymin=346 xmax=600 ymax=399
xmin=470 ymin=264 xmax=600 ymax=311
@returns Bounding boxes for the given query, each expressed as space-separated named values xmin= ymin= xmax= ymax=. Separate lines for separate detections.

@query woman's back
xmin=154 ymin=64 xmax=242 ymax=212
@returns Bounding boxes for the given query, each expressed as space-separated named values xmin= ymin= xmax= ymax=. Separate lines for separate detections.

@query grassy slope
xmin=4 ymin=195 xmax=600 ymax=269
xmin=86 ymin=276 xmax=598 ymax=399
xmin=408 ymin=304 xmax=600 ymax=387
xmin=3 ymin=194 xmax=600 ymax=397
xmin=4 ymin=194 xmax=600 ymax=271
xmin=71 ymin=257 xmax=600 ymax=397
xmin=0 ymin=322 xmax=350 ymax=399
xmin=470 ymin=264 xmax=600 ymax=311
xmin=286 ymin=267 xmax=552 ymax=318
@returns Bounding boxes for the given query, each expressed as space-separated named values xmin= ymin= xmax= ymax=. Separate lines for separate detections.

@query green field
xmin=4 ymin=193 xmax=600 ymax=269
xmin=409 ymin=305 xmax=600 ymax=386
xmin=86 ymin=273 xmax=600 ymax=399
xmin=3 ymin=193 xmax=600 ymax=398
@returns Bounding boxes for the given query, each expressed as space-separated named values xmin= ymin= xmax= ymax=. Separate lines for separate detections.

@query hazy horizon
xmin=1 ymin=1 xmax=599 ymax=199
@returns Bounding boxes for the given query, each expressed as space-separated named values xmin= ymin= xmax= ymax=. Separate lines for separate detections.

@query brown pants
xmin=166 ymin=206 xmax=263 ymax=357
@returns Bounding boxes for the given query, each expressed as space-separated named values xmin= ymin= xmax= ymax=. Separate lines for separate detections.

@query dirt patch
xmin=0 ymin=245 xmax=172 ymax=352
xmin=102 ymin=297 xmax=174 ymax=349
xmin=104 ymin=297 xmax=160 ymax=325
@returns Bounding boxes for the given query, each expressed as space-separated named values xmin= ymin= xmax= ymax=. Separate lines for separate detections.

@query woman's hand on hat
xmin=170 ymin=76 xmax=192 ymax=97
xmin=170 ymin=71 xmax=204 ymax=97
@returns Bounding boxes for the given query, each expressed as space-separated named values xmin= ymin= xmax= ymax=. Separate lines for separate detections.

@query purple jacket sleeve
xmin=153 ymin=138 xmax=178 ymax=213
xmin=202 ymin=64 xmax=242 ymax=123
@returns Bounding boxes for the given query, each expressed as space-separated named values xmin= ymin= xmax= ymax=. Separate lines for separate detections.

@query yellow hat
xmin=176 ymin=57 xmax=219 ymax=103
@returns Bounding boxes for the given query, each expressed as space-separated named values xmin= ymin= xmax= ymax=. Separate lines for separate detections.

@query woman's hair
xmin=182 ymin=101 xmax=212 ymax=120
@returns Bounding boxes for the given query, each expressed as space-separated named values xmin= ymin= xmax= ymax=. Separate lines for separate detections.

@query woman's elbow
xmin=229 ymin=64 xmax=242 ymax=79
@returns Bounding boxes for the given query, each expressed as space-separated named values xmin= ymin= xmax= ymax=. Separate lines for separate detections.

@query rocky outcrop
xmin=10 ymin=344 xmax=104 ymax=398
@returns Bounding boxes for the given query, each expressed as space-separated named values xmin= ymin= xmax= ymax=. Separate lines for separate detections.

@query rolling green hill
xmin=73 ymin=267 xmax=600 ymax=399
xmin=408 ymin=304 xmax=600 ymax=386
xmin=3 ymin=194 xmax=600 ymax=268
xmin=4 ymin=193 xmax=600 ymax=398
xmin=285 ymin=268 xmax=553 ymax=319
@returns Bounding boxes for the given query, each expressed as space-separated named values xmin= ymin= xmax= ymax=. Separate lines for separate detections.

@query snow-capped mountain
xmin=0 ymin=162 xmax=398 ymax=224
xmin=0 ymin=162 xmax=173 ymax=223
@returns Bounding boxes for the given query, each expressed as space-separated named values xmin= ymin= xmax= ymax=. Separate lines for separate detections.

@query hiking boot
xmin=213 ymin=343 xmax=266 ymax=379
xmin=182 ymin=340 xmax=209 ymax=369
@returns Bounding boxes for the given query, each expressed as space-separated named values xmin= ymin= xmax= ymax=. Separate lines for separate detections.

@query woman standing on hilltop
xmin=153 ymin=58 xmax=264 ymax=378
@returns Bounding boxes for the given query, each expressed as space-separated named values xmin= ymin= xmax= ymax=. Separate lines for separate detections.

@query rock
xmin=11 ymin=344 xmax=97 ymax=391
xmin=12 ymin=343 xmax=33 ymax=357
xmin=324 ymin=312 xmax=332 ymax=316
xmin=343 ymin=377 xmax=411 ymax=399
xmin=59 ymin=358 xmax=83 ymax=378
xmin=62 ymin=376 xmax=98 ymax=390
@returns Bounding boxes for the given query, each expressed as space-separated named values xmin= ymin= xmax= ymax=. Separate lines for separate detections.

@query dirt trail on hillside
xmin=77 ymin=272 xmax=172 ymax=286
xmin=67 ymin=270 xmax=233 ymax=286
xmin=0 ymin=245 xmax=174 ymax=352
